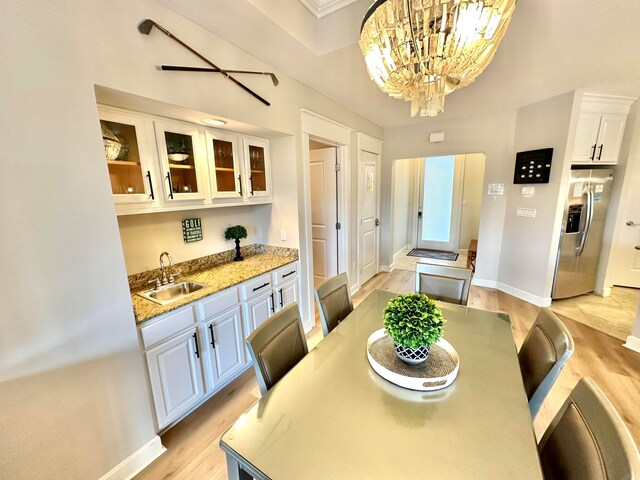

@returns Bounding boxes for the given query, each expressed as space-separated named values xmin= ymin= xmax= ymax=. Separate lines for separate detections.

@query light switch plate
xmin=429 ymin=131 xmax=445 ymax=143
xmin=516 ymin=207 xmax=536 ymax=218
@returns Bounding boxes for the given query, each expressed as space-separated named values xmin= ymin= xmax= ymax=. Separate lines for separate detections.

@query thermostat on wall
xmin=514 ymin=148 xmax=553 ymax=184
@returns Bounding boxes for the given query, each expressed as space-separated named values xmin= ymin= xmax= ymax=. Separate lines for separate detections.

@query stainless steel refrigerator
xmin=552 ymin=166 xmax=614 ymax=299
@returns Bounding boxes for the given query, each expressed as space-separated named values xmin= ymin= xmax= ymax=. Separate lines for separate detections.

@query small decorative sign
xmin=182 ymin=218 xmax=203 ymax=243
xmin=488 ymin=183 xmax=504 ymax=195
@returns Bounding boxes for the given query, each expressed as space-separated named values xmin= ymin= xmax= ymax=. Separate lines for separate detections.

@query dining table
xmin=220 ymin=290 xmax=543 ymax=479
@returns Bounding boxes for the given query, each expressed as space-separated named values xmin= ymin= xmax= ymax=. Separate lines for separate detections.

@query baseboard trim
xmin=392 ymin=244 xmax=411 ymax=261
xmin=496 ymin=282 xmax=552 ymax=307
xmin=380 ymin=265 xmax=393 ymax=273
xmin=624 ymin=335 xmax=640 ymax=353
xmin=350 ymin=284 xmax=360 ymax=297
xmin=99 ymin=436 xmax=165 ymax=480
xmin=471 ymin=277 xmax=497 ymax=288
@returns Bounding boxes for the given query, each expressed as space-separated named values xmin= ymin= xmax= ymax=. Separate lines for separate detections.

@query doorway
xmin=309 ymin=140 xmax=339 ymax=287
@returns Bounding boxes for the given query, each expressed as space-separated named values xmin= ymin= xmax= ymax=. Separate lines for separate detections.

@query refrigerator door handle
xmin=577 ymin=185 xmax=594 ymax=256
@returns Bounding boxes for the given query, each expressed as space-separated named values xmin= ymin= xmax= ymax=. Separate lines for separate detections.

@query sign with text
xmin=182 ymin=218 xmax=203 ymax=243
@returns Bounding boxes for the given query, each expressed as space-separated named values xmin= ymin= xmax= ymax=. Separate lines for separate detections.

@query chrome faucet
xmin=159 ymin=252 xmax=175 ymax=285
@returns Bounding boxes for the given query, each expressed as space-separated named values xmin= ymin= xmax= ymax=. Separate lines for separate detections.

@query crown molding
xmin=298 ymin=0 xmax=359 ymax=18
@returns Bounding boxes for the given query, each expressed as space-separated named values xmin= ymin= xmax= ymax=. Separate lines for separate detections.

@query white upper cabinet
xmin=571 ymin=94 xmax=634 ymax=165
xmin=154 ymin=120 xmax=209 ymax=203
xmin=98 ymin=107 xmax=161 ymax=207
xmin=242 ymin=136 xmax=272 ymax=200
xmin=205 ymin=129 xmax=243 ymax=200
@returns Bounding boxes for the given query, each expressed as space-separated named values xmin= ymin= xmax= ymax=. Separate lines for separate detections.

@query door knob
xmin=627 ymin=221 xmax=638 ymax=226
xmin=375 ymin=218 xmax=380 ymax=226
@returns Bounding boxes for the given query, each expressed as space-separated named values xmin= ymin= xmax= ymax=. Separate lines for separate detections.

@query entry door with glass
xmin=416 ymin=155 xmax=463 ymax=251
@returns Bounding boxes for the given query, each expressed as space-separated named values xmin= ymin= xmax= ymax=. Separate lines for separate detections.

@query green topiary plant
xmin=383 ymin=293 xmax=445 ymax=350
xmin=224 ymin=225 xmax=248 ymax=261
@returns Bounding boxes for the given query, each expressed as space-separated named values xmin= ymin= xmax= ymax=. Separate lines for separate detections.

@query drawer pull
xmin=282 ymin=270 xmax=296 ymax=278
xmin=252 ymin=282 xmax=270 ymax=292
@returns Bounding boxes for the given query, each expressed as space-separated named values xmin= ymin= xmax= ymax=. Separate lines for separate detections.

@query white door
xmin=572 ymin=114 xmax=601 ymax=164
xmin=275 ymin=280 xmax=299 ymax=311
xmin=611 ymin=163 xmax=640 ymax=287
xmin=310 ymin=147 xmax=338 ymax=287
xmin=204 ymin=306 xmax=245 ymax=386
xmin=146 ymin=328 xmax=205 ymax=429
xmin=416 ymin=155 xmax=464 ymax=252
xmin=359 ymin=150 xmax=380 ymax=286
xmin=597 ymin=114 xmax=626 ymax=164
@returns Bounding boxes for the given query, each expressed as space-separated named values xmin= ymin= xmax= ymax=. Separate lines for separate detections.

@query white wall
xmin=383 ymin=110 xmax=517 ymax=282
xmin=392 ymin=158 xmax=417 ymax=256
xmin=0 ymin=0 xmax=381 ymax=477
xmin=497 ymin=92 xmax=577 ymax=304
xmin=459 ymin=153 xmax=486 ymax=250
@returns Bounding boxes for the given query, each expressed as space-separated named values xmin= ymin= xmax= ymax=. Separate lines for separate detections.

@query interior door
xmin=416 ymin=155 xmax=464 ymax=251
xmin=310 ymin=147 xmax=338 ymax=287
xmin=359 ymin=150 xmax=380 ymax=286
xmin=611 ymin=163 xmax=640 ymax=287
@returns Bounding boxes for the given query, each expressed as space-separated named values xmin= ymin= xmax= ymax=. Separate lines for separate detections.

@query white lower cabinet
xmin=203 ymin=305 xmax=246 ymax=388
xmin=146 ymin=327 xmax=205 ymax=430
xmin=140 ymin=261 xmax=300 ymax=432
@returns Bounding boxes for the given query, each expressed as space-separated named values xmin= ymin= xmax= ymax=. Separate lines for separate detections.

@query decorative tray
xmin=366 ymin=328 xmax=459 ymax=391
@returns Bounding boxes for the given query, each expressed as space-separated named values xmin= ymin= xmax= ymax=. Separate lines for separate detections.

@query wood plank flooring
xmin=135 ymin=269 xmax=640 ymax=479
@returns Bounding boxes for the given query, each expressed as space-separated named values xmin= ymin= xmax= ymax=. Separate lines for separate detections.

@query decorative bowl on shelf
xmin=168 ymin=153 xmax=189 ymax=162
xmin=101 ymin=123 xmax=123 ymax=161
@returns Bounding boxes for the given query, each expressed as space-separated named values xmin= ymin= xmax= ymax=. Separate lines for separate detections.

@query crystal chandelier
xmin=359 ymin=0 xmax=516 ymax=117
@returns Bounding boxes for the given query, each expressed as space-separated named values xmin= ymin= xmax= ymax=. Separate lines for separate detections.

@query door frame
xmin=357 ymin=133 xmax=383 ymax=286
xmin=300 ymin=110 xmax=352 ymax=330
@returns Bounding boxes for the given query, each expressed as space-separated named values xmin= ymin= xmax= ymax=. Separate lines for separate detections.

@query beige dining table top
xmin=220 ymin=290 xmax=543 ymax=479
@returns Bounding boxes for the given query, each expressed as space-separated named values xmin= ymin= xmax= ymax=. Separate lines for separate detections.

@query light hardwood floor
xmin=135 ymin=269 xmax=640 ymax=479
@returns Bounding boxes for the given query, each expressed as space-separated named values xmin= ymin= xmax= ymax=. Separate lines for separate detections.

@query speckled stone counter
xmin=130 ymin=245 xmax=298 ymax=324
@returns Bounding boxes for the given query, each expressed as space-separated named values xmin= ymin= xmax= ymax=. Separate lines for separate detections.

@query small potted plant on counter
xmin=383 ymin=293 xmax=445 ymax=365
xmin=224 ymin=225 xmax=248 ymax=261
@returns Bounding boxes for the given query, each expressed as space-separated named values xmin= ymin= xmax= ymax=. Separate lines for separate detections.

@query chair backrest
xmin=245 ymin=303 xmax=308 ymax=396
xmin=518 ymin=308 xmax=575 ymax=418
xmin=538 ymin=377 xmax=640 ymax=480
xmin=415 ymin=264 xmax=472 ymax=305
xmin=314 ymin=272 xmax=353 ymax=337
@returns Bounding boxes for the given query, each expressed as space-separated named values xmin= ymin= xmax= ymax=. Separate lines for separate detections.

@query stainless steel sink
xmin=137 ymin=281 xmax=207 ymax=305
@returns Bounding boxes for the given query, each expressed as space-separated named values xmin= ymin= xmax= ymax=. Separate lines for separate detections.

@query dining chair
xmin=415 ymin=264 xmax=472 ymax=305
xmin=314 ymin=272 xmax=354 ymax=337
xmin=245 ymin=302 xmax=308 ymax=396
xmin=518 ymin=308 xmax=575 ymax=418
xmin=538 ymin=377 xmax=640 ymax=480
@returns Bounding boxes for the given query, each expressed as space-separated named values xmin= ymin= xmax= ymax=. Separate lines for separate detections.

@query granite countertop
xmin=131 ymin=245 xmax=298 ymax=324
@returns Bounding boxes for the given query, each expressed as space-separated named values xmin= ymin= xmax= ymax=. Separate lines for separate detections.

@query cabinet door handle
xmin=208 ymin=324 xmax=215 ymax=348
xmin=146 ymin=171 xmax=155 ymax=200
xmin=597 ymin=144 xmax=604 ymax=160
xmin=282 ymin=270 xmax=296 ymax=278
xmin=165 ymin=172 xmax=174 ymax=199
xmin=249 ymin=175 xmax=254 ymax=195
xmin=590 ymin=144 xmax=597 ymax=161
xmin=279 ymin=288 xmax=283 ymax=307
xmin=193 ymin=333 xmax=200 ymax=358
xmin=252 ymin=282 xmax=270 ymax=292
xmin=270 ymin=292 xmax=275 ymax=313
xmin=237 ymin=175 xmax=243 ymax=196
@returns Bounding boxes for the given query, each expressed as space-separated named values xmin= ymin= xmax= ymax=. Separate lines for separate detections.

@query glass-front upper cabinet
xmin=98 ymin=107 xmax=158 ymax=206
xmin=154 ymin=120 xmax=208 ymax=203
xmin=205 ymin=130 xmax=242 ymax=199
xmin=242 ymin=136 xmax=272 ymax=199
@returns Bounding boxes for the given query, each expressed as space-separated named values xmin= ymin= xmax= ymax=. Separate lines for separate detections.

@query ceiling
xmin=157 ymin=0 xmax=640 ymax=129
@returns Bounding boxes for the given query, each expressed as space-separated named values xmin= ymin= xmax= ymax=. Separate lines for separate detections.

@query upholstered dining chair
xmin=314 ymin=272 xmax=354 ymax=337
xmin=415 ymin=264 xmax=472 ymax=305
xmin=245 ymin=302 xmax=308 ymax=396
xmin=518 ymin=308 xmax=575 ymax=418
xmin=538 ymin=377 xmax=640 ymax=480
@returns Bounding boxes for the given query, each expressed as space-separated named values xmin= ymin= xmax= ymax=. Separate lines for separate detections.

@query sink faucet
xmin=159 ymin=252 xmax=175 ymax=285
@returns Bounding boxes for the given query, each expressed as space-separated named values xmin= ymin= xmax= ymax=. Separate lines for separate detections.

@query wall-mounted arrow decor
xmin=137 ymin=19 xmax=277 ymax=107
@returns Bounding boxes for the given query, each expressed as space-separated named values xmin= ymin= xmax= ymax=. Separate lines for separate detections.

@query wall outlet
xmin=280 ymin=229 xmax=287 ymax=241
xmin=256 ymin=227 xmax=262 ymax=239
xmin=516 ymin=207 xmax=536 ymax=218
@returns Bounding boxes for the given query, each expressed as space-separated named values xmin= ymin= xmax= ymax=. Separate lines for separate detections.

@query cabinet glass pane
xmin=212 ymin=139 xmax=236 ymax=192
xmin=165 ymin=131 xmax=199 ymax=194
xmin=248 ymin=145 xmax=267 ymax=192
xmin=101 ymin=120 xmax=145 ymax=195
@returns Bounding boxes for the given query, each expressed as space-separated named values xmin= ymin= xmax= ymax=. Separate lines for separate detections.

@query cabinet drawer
xmin=274 ymin=262 xmax=298 ymax=286
xmin=201 ymin=287 xmax=239 ymax=319
xmin=140 ymin=305 xmax=197 ymax=350
xmin=242 ymin=273 xmax=272 ymax=301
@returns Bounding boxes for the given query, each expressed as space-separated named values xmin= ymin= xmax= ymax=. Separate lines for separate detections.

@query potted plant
xmin=224 ymin=225 xmax=248 ymax=261
xmin=383 ymin=293 xmax=445 ymax=365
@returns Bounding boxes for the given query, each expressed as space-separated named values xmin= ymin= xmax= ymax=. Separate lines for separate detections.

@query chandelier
xmin=359 ymin=0 xmax=516 ymax=117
